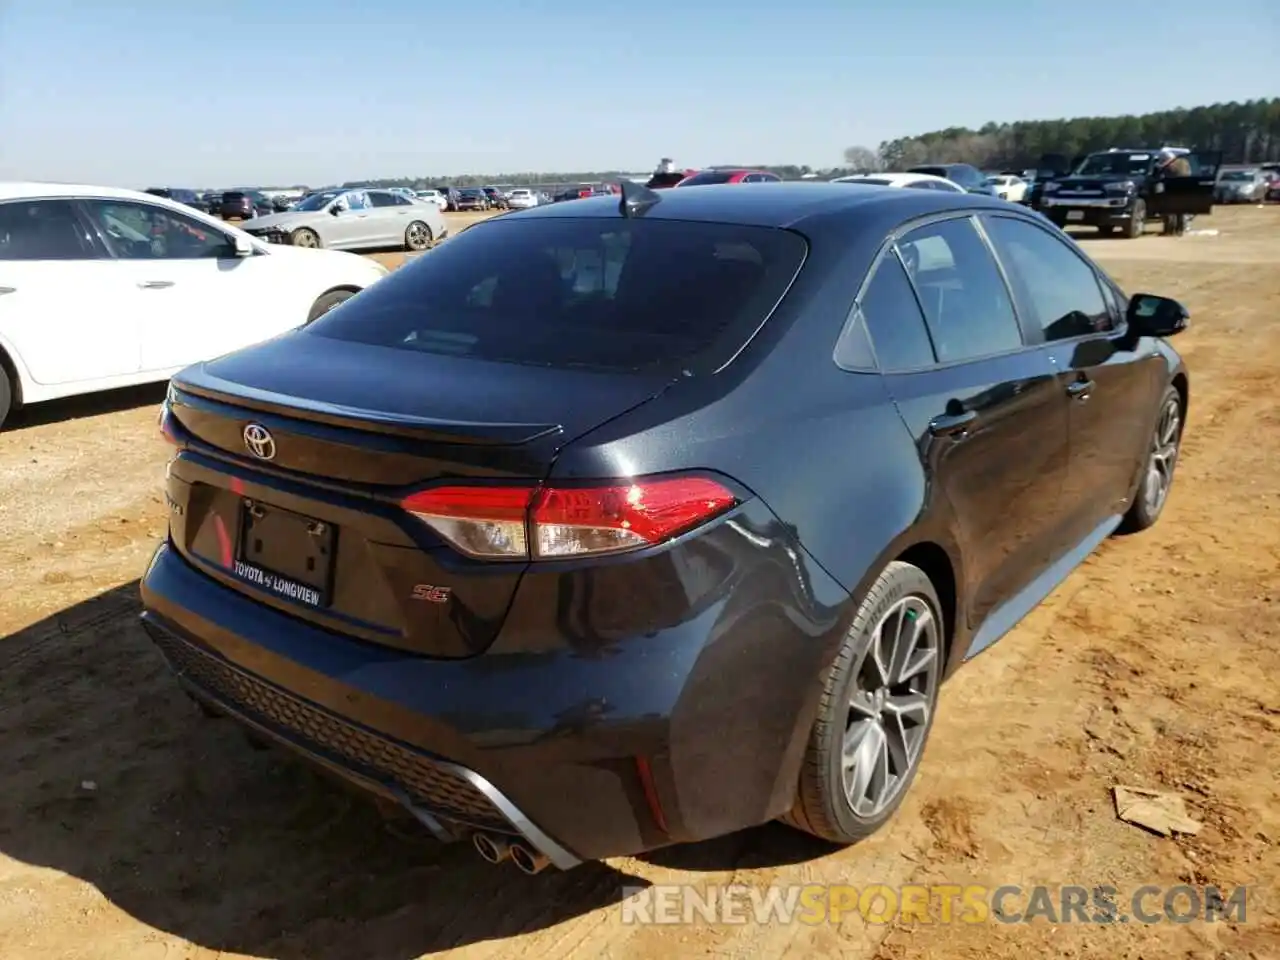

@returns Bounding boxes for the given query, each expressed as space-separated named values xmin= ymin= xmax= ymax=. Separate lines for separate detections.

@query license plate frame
xmin=234 ymin=500 xmax=335 ymax=608
xmin=1066 ymin=210 xmax=1086 ymax=221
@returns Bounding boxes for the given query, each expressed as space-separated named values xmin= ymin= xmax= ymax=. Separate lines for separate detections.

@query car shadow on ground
xmin=3 ymin=382 xmax=168 ymax=432
xmin=0 ymin=583 xmax=648 ymax=958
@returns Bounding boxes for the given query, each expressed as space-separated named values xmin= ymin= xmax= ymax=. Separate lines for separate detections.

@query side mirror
xmin=232 ymin=235 xmax=254 ymax=257
xmin=329 ymin=204 xmax=345 ymax=216
xmin=1127 ymin=293 xmax=1189 ymax=337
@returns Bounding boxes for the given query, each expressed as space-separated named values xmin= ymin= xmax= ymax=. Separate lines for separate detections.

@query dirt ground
xmin=0 ymin=206 xmax=1276 ymax=960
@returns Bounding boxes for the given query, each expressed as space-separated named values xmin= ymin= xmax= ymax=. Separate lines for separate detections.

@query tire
xmin=0 ymin=370 xmax=12 ymax=431
xmin=1119 ymin=385 xmax=1183 ymax=533
xmin=291 ymin=228 xmax=321 ymax=248
xmin=1125 ymin=199 xmax=1146 ymax=239
xmin=783 ymin=560 xmax=944 ymax=844
xmin=307 ymin=289 xmax=355 ymax=323
xmin=404 ymin=220 xmax=433 ymax=251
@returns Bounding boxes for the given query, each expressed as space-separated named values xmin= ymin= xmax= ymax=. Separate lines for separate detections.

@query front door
xmin=80 ymin=198 xmax=268 ymax=373
xmin=886 ymin=215 xmax=1072 ymax=634
xmin=0 ymin=197 xmax=141 ymax=386
xmin=325 ymin=190 xmax=375 ymax=249
xmin=1150 ymin=150 xmax=1223 ymax=217
xmin=980 ymin=213 xmax=1166 ymax=545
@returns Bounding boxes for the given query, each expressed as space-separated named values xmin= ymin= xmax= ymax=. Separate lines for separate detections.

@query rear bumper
xmin=139 ymin=514 xmax=850 ymax=863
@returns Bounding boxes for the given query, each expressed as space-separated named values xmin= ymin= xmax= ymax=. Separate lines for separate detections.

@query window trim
xmin=979 ymin=211 xmax=1129 ymax=347
xmin=0 ymin=196 xmax=112 ymax=261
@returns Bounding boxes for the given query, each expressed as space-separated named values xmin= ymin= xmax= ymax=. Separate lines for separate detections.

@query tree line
xmin=859 ymin=98 xmax=1280 ymax=172
xmin=287 ymin=98 xmax=1280 ymax=191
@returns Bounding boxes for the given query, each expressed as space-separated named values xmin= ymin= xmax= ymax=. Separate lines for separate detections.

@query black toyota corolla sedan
xmin=141 ymin=181 xmax=1189 ymax=874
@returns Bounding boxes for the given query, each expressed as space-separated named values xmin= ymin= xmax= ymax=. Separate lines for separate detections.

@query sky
xmin=0 ymin=0 xmax=1275 ymax=188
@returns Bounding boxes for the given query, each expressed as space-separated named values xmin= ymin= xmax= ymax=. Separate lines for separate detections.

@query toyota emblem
xmin=243 ymin=423 xmax=276 ymax=460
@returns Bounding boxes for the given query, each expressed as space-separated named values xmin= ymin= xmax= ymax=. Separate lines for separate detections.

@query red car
xmin=674 ymin=168 xmax=782 ymax=187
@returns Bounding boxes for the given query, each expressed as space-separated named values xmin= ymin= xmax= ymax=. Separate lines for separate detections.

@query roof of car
xmin=0 ymin=181 xmax=168 ymax=202
xmin=502 ymin=180 xmax=1008 ymax=230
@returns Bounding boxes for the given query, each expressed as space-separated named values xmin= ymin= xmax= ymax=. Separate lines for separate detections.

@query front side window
xmin=982 ymin=216 xmax=1113 ymax=341
xmin=307 ymin=217 xmax=807 ymax=376
xmin=895 ymin=217 xmax=1022 ymax=363
xmin=0 ymin=199 xmax=100 ymax=261
xmin=82 ymin=200 xmax=233 ymax=260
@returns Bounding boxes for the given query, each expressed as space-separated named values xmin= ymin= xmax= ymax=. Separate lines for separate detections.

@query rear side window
xmin=308 ymin=217 xmax=807 ymax=375
xmin=852 ymin=252 xmax=936 ymax=371
xmin=982 ymin=216 xmax=1113 ymax=340
xmin=896 ymin=218 xmax=1022 ymax=363
xmin=0 ymin=200 xmax=100 ymax=261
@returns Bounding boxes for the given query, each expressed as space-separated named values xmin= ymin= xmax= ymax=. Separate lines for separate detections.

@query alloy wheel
xmin=1142 ymin=396 xmax=1181 ymax=515
xmin=406 ymin=222 xmax=431 ymax=251
xmin=842 ymin=595 xmax=941 ymax=818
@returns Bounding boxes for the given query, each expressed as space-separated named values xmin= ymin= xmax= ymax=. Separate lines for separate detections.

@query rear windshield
xmin=222 ymin=192 xmax=246 ymax=201
xmin=307 ymin=216 xmax=807 ymax=375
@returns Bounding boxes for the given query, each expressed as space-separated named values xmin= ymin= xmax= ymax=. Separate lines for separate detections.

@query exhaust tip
xmin=472 ymin=832 xmax=510 ymax=864
xmin=510 ymin=841 xmax=551 ymax=875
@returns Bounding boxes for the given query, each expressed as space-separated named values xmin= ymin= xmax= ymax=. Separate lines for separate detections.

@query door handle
xmin=1066 ymin=379 xmax=1094 ymax=400
xmin=928 ymin=409 xmax=977 ymax=438
xmin=138 ymin=280 xmax=175 ymax=289
xmin=0 ymin=286 xmax=15 ymax=295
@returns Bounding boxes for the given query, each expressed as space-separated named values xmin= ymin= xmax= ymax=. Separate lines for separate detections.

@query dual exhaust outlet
xmin=472 ymin=831 xmax=552 ymax=875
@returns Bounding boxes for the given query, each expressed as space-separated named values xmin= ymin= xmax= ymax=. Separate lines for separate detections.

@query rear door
xmin=863 ymin=215 xmax=1071 ymax=640
xmin=981 ymin=213 xmax=1165 ymax=541
xmin=1155 ymin=150 xmax=1223 ymax=215
xmin=0 ymin=197 xmax=141 ymax=385
xmin=366 ymin=190 xmax=414 ymax=246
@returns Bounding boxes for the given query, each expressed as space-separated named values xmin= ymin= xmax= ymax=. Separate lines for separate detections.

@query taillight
xmin=399 ymin=476 xmax=738 ymax=560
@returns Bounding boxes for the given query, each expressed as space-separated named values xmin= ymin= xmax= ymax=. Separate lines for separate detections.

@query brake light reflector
xmin=401 ymin=486 xmax=533 ymax=559
xmin=399 ymin=477 xmax=738 ymax=560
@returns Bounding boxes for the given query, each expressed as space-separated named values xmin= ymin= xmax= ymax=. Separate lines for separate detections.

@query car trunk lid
xmin=163 ymin=332 xmax=676 ymax=658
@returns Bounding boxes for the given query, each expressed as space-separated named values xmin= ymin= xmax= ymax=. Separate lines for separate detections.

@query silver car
xmin=239 ymin=188 xmax=448 ymax=251
xmin=1216 ymin=169 xmax=1266 ymax=204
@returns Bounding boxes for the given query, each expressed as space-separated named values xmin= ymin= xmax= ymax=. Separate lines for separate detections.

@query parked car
xmin=432 ymin=186 xmax=462 ymax=211
xmin=506 ymin=188 xmax=539 ymax=209
xmin=831 ymin=172 xmax=965 ymax=192
xmin=1265 ymin=172 xmax=1280 ymax=203
xmin=1039 ymin=147 xmax=1220 ymax=237
xmin=984 ymin=175 xmax=1028 ymax=202
xmin=219 ymin=190 xmax=273 ymax=220
xmin=552 ymin=185 xmax=594 ymax=202
xmin=238 ymin=188 xmax=448 ymax=252
xmin=1215 ymin=169 xmax=1267 ymax=204
xmin=202 ymin=192 xmax=223 ymax=212
xmin=905 ymin=163 xmax=995 ymax=195
xmin=416 ymin=189 xmax=448 ymax=210
xmin=675 ymin=168 xmax=782 ymax=186
xmin=145 ymin=188 xmax=211 ymax=213
xmin=0 ymin=182 xmax=388 ymax=429
xmin=481 ymin=187 xmax=509 ymax=210
xmin=455 ymin=188 xmax=491 ymax=211
xmin=140 ymin=181 xmax=1190 ymax=874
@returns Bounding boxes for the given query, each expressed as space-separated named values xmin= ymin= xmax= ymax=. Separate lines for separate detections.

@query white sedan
xmin=985 ymin=175 xmax=1028 ymax=202
xmin=0 ymin=182 xmax=389 ymax=428
xmin=830 ymin=172 xmax=966 ymax=192
xmin=415 ymin=189 xmax=449 ymax=210
xmin=506 ymin=188 xmax=540 ymax=209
